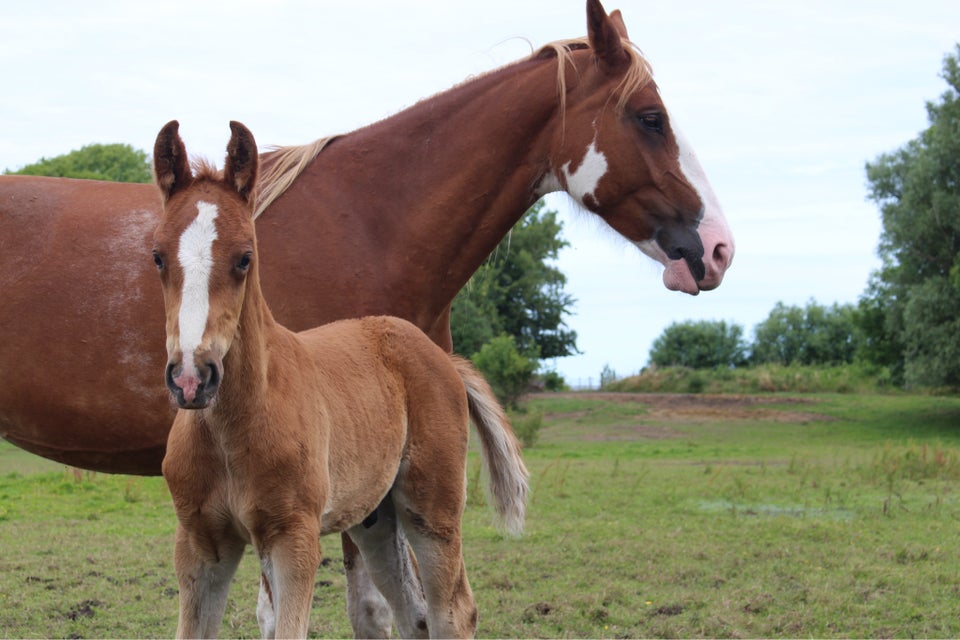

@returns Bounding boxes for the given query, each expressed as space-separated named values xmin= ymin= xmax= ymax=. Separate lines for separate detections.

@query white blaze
xmin=176 ymin=201 xmax=219 ymax=370
xmin=674 ymin=129 xmax=724 ymax=227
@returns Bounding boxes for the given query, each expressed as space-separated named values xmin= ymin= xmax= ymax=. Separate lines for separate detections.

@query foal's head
xmin=152 ymin=121 xmax=259 ymax=409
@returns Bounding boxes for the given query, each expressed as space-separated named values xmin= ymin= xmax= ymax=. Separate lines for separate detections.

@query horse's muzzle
xmin=656 ymin=221 xmax=706 ymax=283
xmin=166 ymin=358 xmax=221 ymax=409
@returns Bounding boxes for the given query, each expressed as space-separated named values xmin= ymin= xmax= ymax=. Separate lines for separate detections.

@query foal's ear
xmin=224 ymin=121 xmax=259 ymax=206
xmin=153 ymin=120 xmax=193 ymax=203
xmin=586 ymin=0 xmax=630 ymax=75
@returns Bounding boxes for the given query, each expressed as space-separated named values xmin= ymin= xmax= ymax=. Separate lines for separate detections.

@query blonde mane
xmin=254 ymin=136 xmax=338 ymax=220
xmin=252 ymin=36 xmax=652 ymax=220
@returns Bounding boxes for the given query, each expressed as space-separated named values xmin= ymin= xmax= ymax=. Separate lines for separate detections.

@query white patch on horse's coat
xmin=535 ymin=139 xmax=608 ymax=208
xmin=562 ymin=140 xmax=608 ymax=208
xmin=177 ymin=201 xmax=219 ymax=368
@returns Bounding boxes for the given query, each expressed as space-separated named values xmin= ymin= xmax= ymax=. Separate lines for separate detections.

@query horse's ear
xmin=609 ymin=9 xmax=629 ymax=39
xmin=224 ymin=121 xmax=258 ymax=206
xmin=586 ymin=0 xmax=630 ymax=75
xmin=153 ymin=120 xmax=192 ymax=203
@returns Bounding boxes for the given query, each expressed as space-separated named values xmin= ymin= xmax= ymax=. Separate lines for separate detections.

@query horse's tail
xmin=451 ymin=355 xmax=529 ymax=536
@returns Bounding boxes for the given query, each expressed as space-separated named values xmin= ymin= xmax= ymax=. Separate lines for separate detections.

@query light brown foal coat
xmin=155 ymin=121 xmax=527 ymax=639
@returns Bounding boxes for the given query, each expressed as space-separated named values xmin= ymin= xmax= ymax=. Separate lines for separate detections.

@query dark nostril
xmin=165 ymin=361 xmax=177 ymax=387
xmin=205 ymin=361 xmax=220 ymax=390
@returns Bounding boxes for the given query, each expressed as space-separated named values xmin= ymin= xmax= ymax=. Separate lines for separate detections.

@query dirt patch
xmin=64 ymin=599 xmax=102 ymax=621
xmin=543 ymin=392 xmax=832 ymax=426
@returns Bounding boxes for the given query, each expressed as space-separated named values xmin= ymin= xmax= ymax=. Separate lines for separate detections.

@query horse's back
xmin=297 ymin=315 xmax=467 ymax=436
xmin=299 ymin=315 xmax=458 ymax=390
xmin=0 ymin=176 xmax=170 ymax=473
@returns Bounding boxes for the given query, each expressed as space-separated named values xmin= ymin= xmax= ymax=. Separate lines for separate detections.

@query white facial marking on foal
xmin=561 ymin=139 xmax=608 ymax=208
xmin=176 ymin=201 xmax=219 ymax=370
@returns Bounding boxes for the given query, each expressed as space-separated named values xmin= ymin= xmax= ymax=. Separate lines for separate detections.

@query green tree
xmin=5 ymin=143 xmax=152 ymax=183
xmin=648 ymin=319 xmax=747 ymax=369
xmin=861 ymin=45 xmax=960 ymax=387
xmin=751 ymin=300 xmax=862 ymax=366
xmin=451 ymin=200 xmax=578 ymax=360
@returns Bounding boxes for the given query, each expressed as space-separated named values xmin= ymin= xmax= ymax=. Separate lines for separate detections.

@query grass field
xmin=2 ymin=392 xmax=960 ymax=638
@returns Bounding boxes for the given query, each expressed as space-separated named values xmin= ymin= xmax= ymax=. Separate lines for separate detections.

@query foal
xmin=152 ymin=120 xmax=528 ymax=639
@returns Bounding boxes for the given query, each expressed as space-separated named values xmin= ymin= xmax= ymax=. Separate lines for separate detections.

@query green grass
xmin=2 ymin=392 xmax=960 ymax=637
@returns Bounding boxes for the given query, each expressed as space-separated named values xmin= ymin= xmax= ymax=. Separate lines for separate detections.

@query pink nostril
xmin=712 ymin=242 xmax=732 ymax=273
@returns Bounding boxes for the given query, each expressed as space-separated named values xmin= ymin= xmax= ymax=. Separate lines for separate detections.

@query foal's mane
xmin=252 ymin=35 xmax=652 ymax=221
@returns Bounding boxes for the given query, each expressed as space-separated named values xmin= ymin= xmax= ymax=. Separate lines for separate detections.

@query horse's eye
xmin=236 ymin=253 xmax=252 ymax=272
xmin=152 ymin=251 xmax=164 ymax=270
xmin=638 ymin=113 xmax=664 ymax=134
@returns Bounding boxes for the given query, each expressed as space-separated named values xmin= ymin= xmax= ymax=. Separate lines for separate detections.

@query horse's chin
xmin=176 ymin=397 xmax=212 ymax=410
xmin=663 ymin=261 xmax=700 ymax=296
xmin=169 ymin=389 xmax=216 ymax=411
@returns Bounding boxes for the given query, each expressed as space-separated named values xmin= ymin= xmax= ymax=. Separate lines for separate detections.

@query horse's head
xmin=151 ymin=120 xmax=259 ymax=409
xmin=537 ymin=0 xmax=734 ymax=295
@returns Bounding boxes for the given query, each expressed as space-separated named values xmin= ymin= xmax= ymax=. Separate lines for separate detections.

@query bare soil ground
xmin=541 ymin=392 xmax=833 ymax=441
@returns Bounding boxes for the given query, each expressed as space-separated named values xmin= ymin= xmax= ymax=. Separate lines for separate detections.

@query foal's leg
xmin=393 ymin=464 xmax=477 ymax=638
xmin=173 ymin=524 xmax=246 ymax=639
xmin=346 ymin=499 xmax=430 ymax=638
xmin=258 ymin=521 xmax=322 ymax=639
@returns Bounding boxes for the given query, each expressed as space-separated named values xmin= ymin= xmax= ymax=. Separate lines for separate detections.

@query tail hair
xmin=452 ymin=356 xmax=529 ymax=536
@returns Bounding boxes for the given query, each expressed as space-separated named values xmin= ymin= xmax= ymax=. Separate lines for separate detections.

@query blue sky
xmin=2 ymin=1 xmax=958 ymax=385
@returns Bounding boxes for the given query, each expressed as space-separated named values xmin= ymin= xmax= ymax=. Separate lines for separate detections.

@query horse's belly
xmin=0 ymin=177 xmax=173 ymax=475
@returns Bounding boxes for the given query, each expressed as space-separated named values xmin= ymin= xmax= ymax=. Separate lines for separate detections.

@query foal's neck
xmin=205 ymin=267 xmax=278 ymax=428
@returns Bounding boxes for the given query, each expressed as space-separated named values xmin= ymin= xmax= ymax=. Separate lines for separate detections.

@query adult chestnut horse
xmin=0 ymin=2 xmax=732 ymax=636
xmin=0 ymin=0 xmax=731 ymax=475
xmin=154 ymin=120 xmax=527 ymax=638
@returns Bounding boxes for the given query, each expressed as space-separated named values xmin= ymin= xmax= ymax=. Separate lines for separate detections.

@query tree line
xmin=648 ymin=300 xmax=863 ymax=370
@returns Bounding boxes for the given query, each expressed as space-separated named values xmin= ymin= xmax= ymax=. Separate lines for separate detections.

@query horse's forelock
xmin=191 ymin=158 xmax=222 ymax=182
xmin=534 ymin=36 xmax=654 ymax=116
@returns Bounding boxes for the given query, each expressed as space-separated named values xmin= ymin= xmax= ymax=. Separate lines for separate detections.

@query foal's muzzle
xmin=166 ymin=357 xmax=221 ymax=409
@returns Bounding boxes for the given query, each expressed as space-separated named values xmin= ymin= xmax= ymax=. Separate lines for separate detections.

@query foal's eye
xmin=152 ymin=251 xmax=165 ymax=270
xmin=638 ymin=113 xmax=665 ymax=134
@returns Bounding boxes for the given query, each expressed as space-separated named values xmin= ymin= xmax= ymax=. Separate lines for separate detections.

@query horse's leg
xmin=393 ymin=462 xmax=476 ymax=638
xmin=342 ymin=533 xmax=396 ymax=638
xmin=259 ymin=521 xmax=321 ymax=639
xmin=173 ymin=524 xmax=245 ymax=639
xmin=257 ymin=571 xmax=277 ymax=639
xmin=346 ymin=498 xmax=430 ymax=638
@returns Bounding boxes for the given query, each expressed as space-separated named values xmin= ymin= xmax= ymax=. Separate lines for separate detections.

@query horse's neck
xmin=204 ymin=274 xmax=277 ymax=430
xmin=301 ymin=56 xmax=563 ymax=300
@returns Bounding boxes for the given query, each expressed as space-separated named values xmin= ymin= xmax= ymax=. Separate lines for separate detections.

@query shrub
xmin=649 ymin=320 xmax=747 ymax=369
xmin=511 ymin=409 xmax=544 ymax=449
xmin=471 ymin=334 xmax=538 ymax=409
